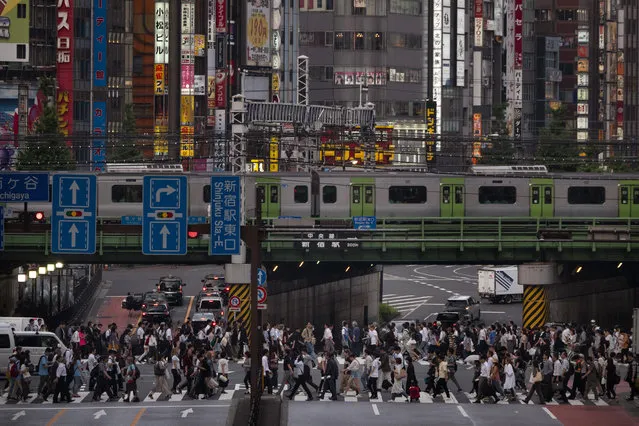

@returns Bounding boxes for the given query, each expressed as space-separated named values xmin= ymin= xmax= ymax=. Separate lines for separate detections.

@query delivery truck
xmin=477 ymin=266 xmax=523 ymax=304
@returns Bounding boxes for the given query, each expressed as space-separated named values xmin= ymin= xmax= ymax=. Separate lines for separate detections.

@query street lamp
xmin=55 ymin=262 xmax=64 ymax=269
xmin=47 ymin=264 xmax=55 ymax=317
xmin=38 ymin=266 xmax=46 ymax=309
xmin=28 ymin=270 xmax=37 ymax=279
xmin=55 ymin=263 xmax=64 ymax=314
xmin=17 ymin=272 xmax=26 ymax=283
xmin=47 ymin=264 xmax=55 ymax=272
xmin=28 ymin=269 xmax=37 ymax=307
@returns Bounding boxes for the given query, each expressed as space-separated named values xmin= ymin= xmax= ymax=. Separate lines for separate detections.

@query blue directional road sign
xmin=210 ymin=176 xmax=241 ymax=255
xmin=257 ymin=268 xmax=267 ymax=287
xmin=0 ymin=206 xmax=4 ymax=251
xmin=142 ymin=176 xmax=188 ymax=255
xmin=51 ymin=175 xmax=97 ymax=254
xmin=0 ymin=173 xmax=49 ymax=202
xmin=353 ymin=216 xmax=377 ymax=230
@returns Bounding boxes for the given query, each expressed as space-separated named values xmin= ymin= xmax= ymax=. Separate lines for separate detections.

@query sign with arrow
xmin=93 ymin=410 xmax=107 ymax=419
xmin=142 ymin=176 xmax=188 ymax=255
xmin=52 ymin=175 xmax=97 ymax=254
xmin=180 ymin=408 xmax=193 ymax=418
xmin=11 ymin=411 xmax=25 ymax=421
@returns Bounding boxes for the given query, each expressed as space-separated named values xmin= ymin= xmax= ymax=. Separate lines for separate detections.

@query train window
xmin=388 ymin=186 xmax=426 ymax=204
xmin=203 ymin=185 xmax=211 ymax=203
xmin=620 ymin=187 xmax=628 ymax=204
xmin=532 ymin=186 xmax=540 ymax=204
xmin=365 ymin=186 xmax=373 ymax=203
xmin=323 ymin=186 xmax=337 ymax=203
xmin=112 ymin=185 xmax=143 ymax=203
xmin=270 ymin=186 xmax=279 ymax=203
xmin=352 ymin=187 xmax=360 ymax=204
xmin=478 ymin=186 xmax=516 ymax=204
xmin=634 ymin=188 xmax=639 ymax=205
xmin=544 ymin=187 xmax=552 ymax=204
xmin=567 ymin=186 xmax=605 ymax=204
xmin=294 ymin=185 xmax=308 ymax=203
xmin=455 ymin=186 xmax=463 ymax=204
xmin=442 ymin=186 xmax=450 ymax=204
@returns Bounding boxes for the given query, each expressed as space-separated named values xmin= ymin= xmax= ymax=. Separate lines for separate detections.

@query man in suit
xmin=324 ymin=352 xmax=339 ymax=401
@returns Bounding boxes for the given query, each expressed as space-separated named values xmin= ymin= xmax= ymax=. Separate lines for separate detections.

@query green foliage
xmin=536 ymin=105 xmax=580 ymax=172
xmin=491 ymin=103 xmax=509 ymax=136
xmin=478 ymin=104 xmax=516 ymax=165
xmin=378 ymin=303 xmax=399 ymax=323
xmin=109 ymin=103 xmax=142 ymax=162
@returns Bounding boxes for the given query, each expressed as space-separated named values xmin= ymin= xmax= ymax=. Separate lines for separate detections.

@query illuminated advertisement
xmin=425 ymin=102 xmax=436 ymax=165
xmin=93 ymin=0 xmax=107 ymax=87
xmin=215 ymin=70 xmax=227 ymax=108
xmin=0 ymin=0 xmax=29 ymax=62
xmin=456 ymin=0 xmax=465 ymax=87
xmin=472 ymin=113 xmax=482 ymax=164
xmin=181 ymin=64 xmax=194 ymax=95
xmin=576 ymin=26 xmax=589 ymax=143
xmin=180 ymin=126 xmax=194 ymax=158
xmin=269 ymin=136 xmax=279 ymax=172
xmin=57 ymin=0 xmax=74 ymax=139
xmin=432 ymin=0 xmax=442 ymax=137
xmin=474 ymin=0 xmax=483 ymax=47
xmin=154 ymin=118 xmax=168 ymax=156
xmin=207 ymin=75 xmax=215 ymax=126
xmin=154 ymin=1 xmax=169 ymax=64
xmin=617 ymin=51 xmax=624 ymax=138
xmin=92 ymin=101 xmax=106 ymax=171
xmin=194 ymin=34 xmax=205 ymax=56
xmin=180 ymin=96 xmax=194 ymax=125
xmin=216 ymin=0 xmax=226 ymax=33
xmin=154 ymin=64 xmax=165 ymax=94
xmin=246 ymin=0 xmax=271 ymax=67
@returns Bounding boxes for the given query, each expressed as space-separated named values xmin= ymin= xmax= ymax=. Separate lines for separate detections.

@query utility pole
xmin=168 ymin=0 xmax=181 ymax=160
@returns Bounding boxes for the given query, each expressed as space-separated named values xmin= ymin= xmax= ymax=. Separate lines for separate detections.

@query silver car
xmin=444 ymin=295 xmax=481 ymax=321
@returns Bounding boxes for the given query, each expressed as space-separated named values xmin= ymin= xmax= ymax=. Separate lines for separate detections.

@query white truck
xmin=477 ymin=266 xmax=523 ymax=304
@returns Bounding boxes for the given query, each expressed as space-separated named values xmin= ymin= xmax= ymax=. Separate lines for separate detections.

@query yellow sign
xmin=154 ymin=64 xmax=165 ymax=95
xmin=250 ymin=159 xmax=265 ymax=172
xmin=269 ymin=136 xmax=279 ymax=172
xmin=180 ymin=125 xmax=195 ymax=158
xmin=154 ymin=123 xmax=169 ymax=156
xmin=247 ymin=12 xmax=268 ymax=48
xmin=194 ymin=34 xmax=206 ymax=57
xmin=180 ymin=96 xmax=194 ymax=125
xmin=577 ymin=59 xmax=589 ymax=73
xmin=272 ymin=73 xmax=280 ymax=92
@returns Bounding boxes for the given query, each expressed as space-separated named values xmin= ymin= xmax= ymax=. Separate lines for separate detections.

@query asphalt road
xmin=382 ymin=264 xmax=523 ymax=326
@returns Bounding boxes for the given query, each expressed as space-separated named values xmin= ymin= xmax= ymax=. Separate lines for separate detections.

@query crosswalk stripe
xmin=419 ymin=392 xmax=433 ymax=403
xmin=142 ymin=392 xmax=162 ymax=403
xmin=567 ymin=399 xmax=584 ymax=406
xmin=218 ymin=390 xmax=235 ymax=400
xmin=70 ymin=392 xmax=91 ymax=403
xmin=381 ymin=295 xmax=417 ymax=302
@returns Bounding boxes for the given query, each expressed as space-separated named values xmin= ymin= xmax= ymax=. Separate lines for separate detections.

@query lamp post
xmin=55 ymin=262 xmax=64 ymax=314
xmin=28 ymin=269 xmax=37 ymax=308
xmin=38 ymin=266 xmax=46 ymax=310
xmin=17 ymin=269 xmax=26 ymax=306
xmin=47 ymin=264 xmax=55 ymax=317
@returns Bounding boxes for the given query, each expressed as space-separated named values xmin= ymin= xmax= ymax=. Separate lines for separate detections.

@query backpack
xmin=9 ymin=363 xmax=19 ymax=378
xmin=134 ymin=366 xmax=141 ymax=379
xmin=48 ymin=361 xmax=58 ymax=377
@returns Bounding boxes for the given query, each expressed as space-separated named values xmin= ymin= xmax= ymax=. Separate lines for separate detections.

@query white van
xmin=0 ymin=317 xmax=46 ymax=331
xmin=0 ymin=328 xmax=66 ymax=375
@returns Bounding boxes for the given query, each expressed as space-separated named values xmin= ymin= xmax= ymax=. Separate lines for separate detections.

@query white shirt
xmin=171 ymin=354 xmax=181 ymax=370
xmin=136 ymin=327 xmax=145 ymax=340
xmin=87 ymin=353 xmax=97 ymax=373
xmin=553 ymin=359 xmax=563 ymax=377
xmin=323 ymin=328 xmax=333 ymax=341
xmin=480 ymin=361 xmax=490 ymax=378
xmin=479 ymin=328 xmax=487 ymax=342
xmin=165 ymin=328 xmax=173 ymax=342
xmin=147 ymin=334 xmax=157 ymax=347
xmin=368 ymin=329 xmax=378 ymax=345
xmin=218 ymin=357 xmax=229 ymax=375
xmin=561 ymin=328 xmax=572 ymax=345
xmin=347 ymin=358 xmax=360 ymax=373
xmin=262 ymin=355 xmax=270 ymax=376
xmin=370 ymin=358 xmax=380 ymax=378
xmin=56 ymin=362 xmax=67 ymax=378
xmin=64 ymin=348 xmax=73 ymax=365
xmin=420 ymin=327 xmax=429 ymax=343
xmin=71 ymin=330 xmax=80 ymax=343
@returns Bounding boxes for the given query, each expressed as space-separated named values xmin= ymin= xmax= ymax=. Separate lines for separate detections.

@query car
xmin=444 ymin=295 xmax=481 ymax=321
xmin=191 ymin=312 xmax=218 ymax=332
xmin=434 ymin=312 xmax=463 ymax=329
xmin=141 ymin=303 xmax=172 ymax=326
xmin=141 ymin=291 xmax=168 ymax=311
xmin=157 ymin=275 xmax=185 ymax=306
xmin=195 ymin=293 xmax=225 ymax=319
xmin=201 ymin=275 xmax=228 ymax=294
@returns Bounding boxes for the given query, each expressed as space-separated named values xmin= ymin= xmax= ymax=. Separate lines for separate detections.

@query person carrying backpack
xmin=123 ymin=357 xmax=140 ymax=402
xmin=446 ymin=348 xmax=463 ymax=392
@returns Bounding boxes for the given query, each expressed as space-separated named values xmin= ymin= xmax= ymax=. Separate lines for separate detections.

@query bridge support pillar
xmin=518 ymin=263 xmax=559 ymax=329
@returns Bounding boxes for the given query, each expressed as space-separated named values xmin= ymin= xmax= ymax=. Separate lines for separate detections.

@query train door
xmin=350 ymin=177 xmax=375 ymax=217
xmin=440 ymin=178 xmax=465 ymax=217
xmin=618 ymin=181 xmax=639 ymax=217
xmin=256 ymin=178 xmax=281 ymax=218
xmin=530 ymin=178 xmax=554 ymax=218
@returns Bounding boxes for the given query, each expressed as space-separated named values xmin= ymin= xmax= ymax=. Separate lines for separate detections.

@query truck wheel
xmin=504 ymin=295 xmax=513 ymax=304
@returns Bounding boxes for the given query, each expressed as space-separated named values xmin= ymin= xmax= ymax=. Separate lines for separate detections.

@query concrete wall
xmin=265 ymin=269 xmax=381 ymax=330
xmin=546 ymin=276 xmax=638 ymax=329
xmin=0 ymin=270 xmax=19 ymax=316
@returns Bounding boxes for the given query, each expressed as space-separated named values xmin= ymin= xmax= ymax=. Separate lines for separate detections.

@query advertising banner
xmin=57 ymin=0 xmax=74 ymax=139
xmin=154 ymin=1 xmax=169 ymax=64
xmin=180 ymin=126 xmax=194 ymax=158
xmin=93 ymin=0 xmax=107 ymax=87
xmin=194 ymin=34 xmax=205 ymax=56
xmin=181 ymin=0 xmax=194 ymax=34
xmin=92 ymin=101 xmax=106 ymax=171
xmin=425 ymin=102 xmax=436 ymax=165
xmin=154 ymin=118 xmax=168 ymax=156
xmin=246 ymin=0 xmax=271 ymax=67
xmin=194 ymin=75 xmax=205 ymax=95
xmin=474 ymin=0 xmax=483 ymax=47
xmin=215 ymin=70 xmax=227 ymax=108
xmin=216 ymin=0 xmax=226 ymax=33
xmin=0 ymin=0 xmax=29 ymax=62
xmin=154 ymin=64 xmax=165 ymax=94
xmin=181 ymin=64 xmax=194 ymax=95
xmin=180 ymin=96 xmax=194 ymax=125
xmin=514 ymin=0 xmax=523 ymax=69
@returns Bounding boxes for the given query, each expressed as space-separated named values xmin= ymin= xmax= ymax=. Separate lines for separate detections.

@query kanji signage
xmin=155 ymin=64 xmax=165 ymax=95
xmin=57 ymin=0 xmax=74 ymax=140
xmin=297 ymin=232 xmax=360 ymax=250
xmin=93 ymin=0 xmax=107 ymax=87
xmin=92 ymin=101 xmax=106 ymax=171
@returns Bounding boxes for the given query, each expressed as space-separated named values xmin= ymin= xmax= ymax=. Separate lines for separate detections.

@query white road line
xmin=371 ymin=404 xmax=380 ymax=415
xmin=457 ymin=406 xmax=469 ymax=418
xmin=382 ymin=295 xmax=416 ymax=301
xmin=542 ymin=407 xmax=557 ymax=420
xmin=422 ymin=303 xmax=446 ymax=306
xmin=387 ymin=300 xmax=431 ymax=308
xmin=481 ymin=311 xmax=506 ymax=314
xmin=383 ymin=293 xmax=397 ymax=297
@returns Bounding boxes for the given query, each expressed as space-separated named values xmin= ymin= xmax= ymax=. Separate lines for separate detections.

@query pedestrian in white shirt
xmin=323 ymin=325 xmax=334 ymax=354
xmin=261 ymin=349 xmax=273 ymax=394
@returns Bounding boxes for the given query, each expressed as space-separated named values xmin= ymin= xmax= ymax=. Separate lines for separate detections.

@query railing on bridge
xmin=1 ymin=217 xmax=637 ymax=263
xmin=245 ymin=101 xmax=375 ymax=128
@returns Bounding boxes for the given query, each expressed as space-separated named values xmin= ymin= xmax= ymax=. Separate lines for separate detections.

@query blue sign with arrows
xmin=142 ymin=176 xmax=188 ymax=255
xmin=51 ymin=175 xmax=97 ymax=254
xmin=257 ymin=268 xmax=267 ymax=287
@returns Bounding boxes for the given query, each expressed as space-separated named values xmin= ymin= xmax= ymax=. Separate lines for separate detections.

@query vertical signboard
xmin=92 ymin=102 xmax=107 ymax=171
xmin=57 ymin=0 xmax=74 ymax=141
xmin=456 ymin=1 xmax=465 ymax=87
xmin=505 ymin=0 xmax=515 ymax=135
xmin=210 ymin=176 xmax=240 ymax=256
xmin=216 ymin=0 xmax=227 ymax=33
xmin=425 ymin=102 xmax=437 ymax=166
xmin=246 ymin=0 xmax=271 ymax=67
xmin=472 ymin=113 xmax=482 ymax=164
xmin=494 ymin=0 xmax=504 ymax=37
xmin=474 ymin=0 xmax=483 ymax=47
xmin=513 ymin=0 xmax=522 ymax=139
xmin=432 ymin=0 xmax=443 ymax=138
xmin=154 ymin=0 xmax=169 ymax=158
xmin=154 ymin=1 xmax=169 ymax=63
xmin=93 ymin=0 xmax=107 ymax=87
xmin=576 ymin=27 xmax=589 ymax=145
xmin=155 ymin=64 xmax=166 ymax=94
xmin=0 ymin=0 xmax=30 ymax=62
xmin=181 ymin=0 xmax=195 ymax=159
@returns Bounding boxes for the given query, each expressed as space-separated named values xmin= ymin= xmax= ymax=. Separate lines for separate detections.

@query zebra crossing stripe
xmin=419 ymin=392 xmax=433 ymax=403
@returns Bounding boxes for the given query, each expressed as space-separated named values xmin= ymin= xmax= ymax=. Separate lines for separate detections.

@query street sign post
xmin=142 ymin=176 xmax=188 ymax=255
xmin=51 ymin=175 xmax=97 ymax=254
xmin=0 ymin=206 xmax=4 ymax=251
xmin=353 ymin=216 xmax=377 ymax=230
xmin=257 ymin=286 xmax=267 ymax=310
xmin=0 ymin=173 xmax=49 ymax=202
xmin=210 ymin=176 xmax=241 ymax=255
xmin=257 ymin=268 xmax=267 ymax=287
xmin=229 ymin=295 xmax=241 ymax=312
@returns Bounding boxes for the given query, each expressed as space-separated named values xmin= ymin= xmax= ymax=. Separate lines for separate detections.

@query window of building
xmin=112 ymin=185 xmax=143 ymax=203
xmin=336 ymin=0 xmax=385 ymax=15
xmin=369 ymin=32 xmax=384 ymax=50
xmin=389 ymin=0 xmax=420 ymax=15
xmin=389 ymin=33 xmax=421 ymax=49
xmin=559 ymin=62 xmax=574 ymax=75
xmin=300 ymin=32 xmax=326 ymax=46
xmin=388 ymin=186 xmax=427 ymax=203
xmin=17 ymin=3 xmax=26 ymax=18
xmin=535 ymin=9 xmax=552 ymax=22
xmin=355 ymin=32 xmax=365 ymax=49
xmin=556 ymin=9 xmax=576 ymax=21
xmin=16 ymin=44 xmax=26 ymax=60
xmin=133 ymin=56 xmax=143 ymax=75
xmin=523 ymin=84 xmax=534 ymax=101
xmin=478 ymin=186 xmax=517 ymax=204
xmin=577 ymin=9 xmax=589 ymax=21
xmin=325 ymin=31 xmax=334 ymax=46
xmin=567 ymin=187 xmax=605 ymax=204
xmin=334 ymin=32 xmax=352 ymax=49
xmin=322 ymin=185 xmax=337 ymax=203
xmin=294 ymin=185 xmax=309 ymax=203
xmin=203 ymin=185 xmax=211 ymax=203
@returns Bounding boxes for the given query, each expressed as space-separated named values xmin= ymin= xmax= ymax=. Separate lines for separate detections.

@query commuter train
xmin=6 ymin=165 xmax=639 ymax=222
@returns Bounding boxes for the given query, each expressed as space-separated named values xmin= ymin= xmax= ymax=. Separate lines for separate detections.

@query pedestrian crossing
xmin=382 ymin=294 xmax=435 ymax=314
xmin=0 ymin=385 xmax=614 ymax=406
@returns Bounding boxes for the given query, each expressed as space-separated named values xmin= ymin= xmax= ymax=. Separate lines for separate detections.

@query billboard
xmin=154 ymin=2 xmax=169 ymax=64
xmin=0 ymin=0 xmax=29 ymax=62
xmin=425 ymin=102 xmax=436 ymax=166
xmin=93 ymin=0 xmax=107 ymax=87
xmin=456 ymin=0 xmax=465 ymax=87
xmin=432 ymin=0 xmax=442 ymax=137
xmin=57 ymin=0 xmax=74 ymax=139
xmin=215 ymin=70 xmax=227 ymax=108
xmin=246 ymin=0 xmax=271 ymax=67
xmin=92 ymin=101 xmax=106 ymax=171
xmin=154 ymin=64 xmax=165 ymax=94
xmin=474 ymin=0 xmax=483 ymax=47
xmin=216 ymin=0 xmax=226 ymax=33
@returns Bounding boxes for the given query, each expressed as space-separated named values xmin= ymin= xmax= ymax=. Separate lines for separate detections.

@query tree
xmin=535 ymin=105 xmax=580 ymax=172
xmin=16 ymin=78 xmax=75 ymax=171
xmin=109 ymin=103 xmax=142 ymax=162
xmin=478 ymin=104 xmax=515 ymax=165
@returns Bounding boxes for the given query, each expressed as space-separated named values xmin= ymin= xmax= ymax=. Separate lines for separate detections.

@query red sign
xmin=257 ymin=286 xmax=267 ymax=304
xmin=474 ymin=0 xmax=483 ymax=18
xmin=215 ymin=70 xmax=227 ymax=109
xmin=514 ymin=0 xmax=523 ymax=69
xmin=216 ymin=0 xmax=226 ymax=33
xmin=57 ymin=0 xmax=74 ymax=142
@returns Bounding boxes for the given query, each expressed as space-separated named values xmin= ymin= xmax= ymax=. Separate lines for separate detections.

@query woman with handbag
xmin=523 ymin=363 xmax=545 ymax=404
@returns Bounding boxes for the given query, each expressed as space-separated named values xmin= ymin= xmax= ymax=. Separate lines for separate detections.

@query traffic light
xmin=34 ymin=211 xmax=45 ymax=221
xmin=188 ymin=231 xmax=199 ymax=239
xmin=65 ymin=210 xmax=83 ymax=218
xmin=156 ymin=211 xmax=174 ymax=219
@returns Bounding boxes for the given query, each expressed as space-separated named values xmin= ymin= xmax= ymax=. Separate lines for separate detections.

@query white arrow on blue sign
xmin=51 ymin=175 xmax=97 ymax=254
xmin=142 ymin=176 xmax=188 ymax=255
xmin=257 ymin=268 xmax=267 ymax=286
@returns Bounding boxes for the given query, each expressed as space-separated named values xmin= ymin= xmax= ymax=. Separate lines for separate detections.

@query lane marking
xmin=130 ymin=408 xmax=147 ymax=426
xmin=45 ymin=409 xmax=67 ymax=426
xmin=457 ymin=406 xmax=469 ymax=418
xmin=542 ymin=407 xmax=557 ymax=420
xmin=0 ymin=405 xmax=231 ymax=411
xmin=481 ymin=311 xmax=506 ymax=314
xmin=184 ymin=296 xmax=194 ymax=322
xmin=371 ymin=404 xmax=380 ymax=415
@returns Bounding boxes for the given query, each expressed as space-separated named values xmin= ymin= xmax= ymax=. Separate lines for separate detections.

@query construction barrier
xmin=522 ymin=285 xmax=548 ymax=329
